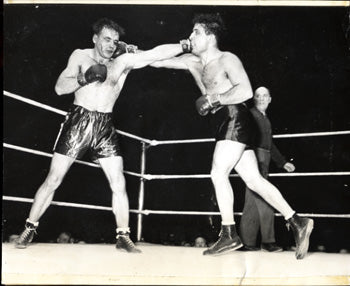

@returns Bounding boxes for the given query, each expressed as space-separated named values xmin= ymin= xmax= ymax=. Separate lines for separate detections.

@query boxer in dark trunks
xmin=53 ymin=105 xmax=121 ymax=162
xmin=151 ymin=13 xmax=313 ymax=259
xmin=15 ymin=17 xmax=187 ymax=251
xmin=215 ymin=103 xmax=257 ymax=148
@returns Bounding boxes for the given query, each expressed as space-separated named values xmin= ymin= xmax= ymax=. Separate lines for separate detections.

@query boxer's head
xmin=190 ymin=13 xmax=225 ymax=55
xmin=92 ymin=18 xmax=125 ymax=59
xmin=254 ymin=86 xmax=272 ymax=113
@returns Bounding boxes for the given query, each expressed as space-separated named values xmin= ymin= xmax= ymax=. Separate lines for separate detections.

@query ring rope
xmin=4 ymin=90 xmax=66 ymax=115
xmin=143 ymin=172 xmax=350 ymax=180
xmin=2 ymin=196 xmax=139 ymax=214
xmin=273 ymin=130 xmax=350 ymax=138
xmin=3 ymin=143 xmax=142 ymax=178
xmin=4 ymin=90 xmax=350 ymax=143
xmin=4 ymin=90 xmax=152 ymax=144
xmin=139 ymin=210 xmax=350 ymax=218
xmin=3 ymin=196 xmax=350 ymax=218
xmin=4 ymin=143 xmax=349 ymax=178
xmin=150 ymin=138 xmax=216 ymax=146
xmin=150 ymin=130 xmax=350 ymax=145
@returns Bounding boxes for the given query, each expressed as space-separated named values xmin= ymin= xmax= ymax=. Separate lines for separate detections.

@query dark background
xmin=3 ymin=4 xmax=350 ymax=251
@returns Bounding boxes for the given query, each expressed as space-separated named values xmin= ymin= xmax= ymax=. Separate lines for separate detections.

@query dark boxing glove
xmin=112 ymin=41 xmax=138 ymax=58
xmin=195 ymin=94 xmax=222 ymax=116
xmin=180 ymin=39 xmax=192 ymax=53
xmin=77 ymin=64 xmax=107 ymax=86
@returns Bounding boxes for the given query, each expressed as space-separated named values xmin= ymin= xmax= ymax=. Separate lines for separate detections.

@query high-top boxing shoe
xmin=116 ymin=228 xmax=141 ymax=253
xmin=15 ymin=219 xmax=38 ymax=249
xmin=287 ymin=213 xmax=314 ymax=259
xmin=203 ymin=224 xmax=243 ymax=256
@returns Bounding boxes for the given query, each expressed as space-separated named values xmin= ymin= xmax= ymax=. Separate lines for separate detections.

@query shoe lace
xmin=125 ymin=236 xmax=136 ymax=248
xmin=209 ymin=231 xmax=224 ymax=250
xmin=118 ymin=234 xmax=136 ymax=249
xmin=19 ymin=227 xmax=36 ymax=241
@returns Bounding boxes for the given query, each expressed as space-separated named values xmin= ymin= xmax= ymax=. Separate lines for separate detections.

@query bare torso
xmin=74 ymin=49 xmax=129 ymax=112
xmin=187 ymin=52 xmax=234 ymax=96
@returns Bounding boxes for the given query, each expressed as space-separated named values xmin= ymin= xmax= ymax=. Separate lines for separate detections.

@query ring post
xmin=137 ymin=142 xmax=147 ymax=241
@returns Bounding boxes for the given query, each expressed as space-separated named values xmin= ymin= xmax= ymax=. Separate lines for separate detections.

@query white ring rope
xmin=4 ymin=143 xmax=350 ymax=178
xmin=150 ymin=138 xmax=216 ymax=145
xmin=149 ymin=131 xmax=350 ymax=146
xmin=4 ymin=90 xmax=350 ymax=143
xmin=138 ymin=209 xmax=350 ymax=218
xmin=4 ymin=90 xmax=152 ymax=144
xmin=4 ymin=91 xmax=67 ymax=115
xmin=149 ymin=130 xmax=350 ymax=145
xmin=2 ymin=196 xmax=140 ymax=214
xmin=273 ymin=130 xmax=350 ymax=138
xmin=3 ymin=143 xmax=142 ymax=178
xmin=3 ymin=196 xmax=350 ymax=218
xmin=143 ymin=172 xmax=350 ymax=180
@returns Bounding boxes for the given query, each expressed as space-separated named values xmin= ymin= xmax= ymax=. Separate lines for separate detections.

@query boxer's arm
xmin=55 ymin=49 xmax=84 ymax=95
xmin=218 ymin=53 xmax=253 ymax=104
xmin=150 ymin=54 xmax=193 ymax=70
xmin=120 ymin=44 xmax=184 ymax=70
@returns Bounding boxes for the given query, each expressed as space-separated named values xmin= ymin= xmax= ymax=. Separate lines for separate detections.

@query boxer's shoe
xmin=15 ymin=221 xmax=38 ymax=249
xmin=203 ymin=224 xmax=243 ymax=256
xmin=287 ymin=214 xmax=314 ymax=259
xmin=116 ymin=232 xmax=141 ymax=253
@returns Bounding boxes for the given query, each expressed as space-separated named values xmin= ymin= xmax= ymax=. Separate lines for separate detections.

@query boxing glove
xmin=180 ymin=39 xmax=192 ymax=53
xmin=112 ymin=41 xmax=138 ymax=58
xmin=77 ymin=64 xmax=107 ymax=86
xmin=195 ymin=94 xmax=221 ymax=116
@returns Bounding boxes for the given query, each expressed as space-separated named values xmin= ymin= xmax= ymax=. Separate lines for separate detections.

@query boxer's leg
xmin=203 ymin=140 xmax=244 ymax=255
xmin=99 ymin=156 xmax=141 ymax=253
xmin=16 ymin=153 xmax=75 ymax=249
xmin=235 ymin=150 xmax=313 ymax=259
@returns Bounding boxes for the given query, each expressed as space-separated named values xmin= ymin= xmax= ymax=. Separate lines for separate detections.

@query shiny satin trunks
xmin=54 ymin=104 xmax=121 ymax=161
xmin=215 ymin=103 xmax=257 ymax=150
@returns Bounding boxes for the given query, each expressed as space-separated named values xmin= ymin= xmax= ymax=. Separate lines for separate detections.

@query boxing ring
xmin=3 ymin=90 xmax=350 ymax=285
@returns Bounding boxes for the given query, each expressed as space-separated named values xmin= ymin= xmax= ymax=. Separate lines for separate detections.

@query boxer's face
xmin=189 ymin=23 xmax=210 ymax=55
xmin=254 ymin=88 xmax=271 ymax=112
xmin=93 ymin=27 xmax=119 ymax=59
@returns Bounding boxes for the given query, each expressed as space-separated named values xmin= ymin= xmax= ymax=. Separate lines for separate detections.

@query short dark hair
xmin=192 ymin=13 xmax=226 ymax=44
xmin=92 ymin=18 xmax=125 ymax=37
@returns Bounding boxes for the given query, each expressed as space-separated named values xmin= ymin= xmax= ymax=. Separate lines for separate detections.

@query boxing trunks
xmin=215 ymin=103 xmax=257 ymax=149
xmin=54 ymin=105 xmax=121 ymax=161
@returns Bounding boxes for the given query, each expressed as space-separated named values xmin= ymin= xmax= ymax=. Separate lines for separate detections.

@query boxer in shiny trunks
xmin=151 ymin=13 xmax=313 ymax=259
xmin=216 ymin=103 xmax=257 ymax=149
xmin=54 ymin=105 xmax=121 ymax=161
xmin=15 ymin=17 xmax=187 ymax=251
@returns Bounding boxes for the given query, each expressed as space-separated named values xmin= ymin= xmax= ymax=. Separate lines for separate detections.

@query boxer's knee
xmin=210 ymin=166 xmax=229 ymax=184
xmin=245 ymin=175 xmax=265 ymax=193
xmin=44 ymin=173 xmax=64 ymax=191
